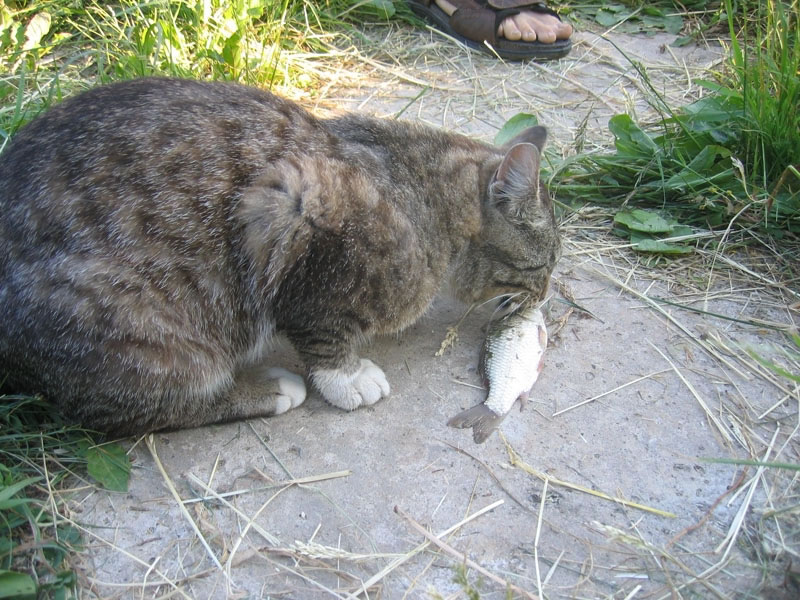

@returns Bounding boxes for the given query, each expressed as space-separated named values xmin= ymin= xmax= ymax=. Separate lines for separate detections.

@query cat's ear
xmin=489 ymin=141 xmax=544 ymax=218
xmin=502 ymin=125 xmax=547 ymax=152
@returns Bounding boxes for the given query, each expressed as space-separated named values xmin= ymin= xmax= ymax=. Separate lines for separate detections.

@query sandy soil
xmin=71 ymin=25 xmax=799 ymax=600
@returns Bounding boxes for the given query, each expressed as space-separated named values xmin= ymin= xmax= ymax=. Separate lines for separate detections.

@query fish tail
xmin=447 ymin=404 xmax=506 ymax=444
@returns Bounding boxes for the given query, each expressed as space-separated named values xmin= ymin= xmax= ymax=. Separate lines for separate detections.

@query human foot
xmin=407 ymin=0 xmax=573 ymax=60
xmin=435 ymin=0 xmax=573 ymax=44
xmin=497 ymin=9 xmax=573 ymax=43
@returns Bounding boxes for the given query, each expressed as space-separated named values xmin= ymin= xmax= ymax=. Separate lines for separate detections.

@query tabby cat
xmin=0 ymin=77 xmax=560 ymax=435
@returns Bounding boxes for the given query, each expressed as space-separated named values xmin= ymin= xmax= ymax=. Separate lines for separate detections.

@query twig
xmin=182 ymin=469 xmax=352 ymax=504
xmin=248 ymin=421 xmax=293 ymax=478
xmin=435 ymin=303 xmax=475 ymax=356
xmin=648 ymin=341 xmax=733 ymax=445
xmin=145 ymin=435 xmax=232 ymax=588
xmin=714 ymin=253 xmax=800 ymax=301
xmin=185 ymin=473 xmax=357 ymax=599
xmin=185 ymin=472 xmax=281 ymax=547
xmin=622 ymin=585 xmax=642 ymax=600
xmin=534 ymin=478 xmax=547 ymax=599
xmin=667 ymin=467 xmax=748 ymax=548
xmin=503 ymin=434 xmax=676 ymax=518
xmin=257 ymin=552 xmax=352 ymax=600
xmin=224 ymin=485 xmax=291 ymax=580
xmin=347 ymin=500 xmax=504 ymax=599
xmin=714 ymin=426 xmax=780 ymax=557
xmin=440 ymin=440 xmax=530 ymax=511
xmin=552 ymin=369 xmax=669 ymax=416
xmin=68 ymin=520 xmax=194 ymax=600
xmin=588 ymin=264 xmax=751 ymax=380
xmin=394 ymin=505 xmax=539 ymax=600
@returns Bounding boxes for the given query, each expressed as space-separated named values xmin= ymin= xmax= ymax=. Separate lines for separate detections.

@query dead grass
xmin=19 ymin=19 xmax=796 ymax=600
xmin=329 ymin=22 xmax=799 ymax=599
xmin=554 ymin=211 xmax=799 ymax=596
xmin=563 ymin=189 xmax=797 ymax=550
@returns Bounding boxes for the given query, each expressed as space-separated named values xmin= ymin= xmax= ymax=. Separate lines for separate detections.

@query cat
xmin=0 ymin=77 xmax=561 ymax=436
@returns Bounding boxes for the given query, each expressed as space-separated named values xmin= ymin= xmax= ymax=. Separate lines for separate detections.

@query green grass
xmin=1 ymin=0 xmax=799 ymax=595
xmin=553 ymin=0 xmax=800 ymax=249
xmin=0 ymin=394 xmax=132 ymax=598
xmin=0 ymin=0 xmax=409 ymax=145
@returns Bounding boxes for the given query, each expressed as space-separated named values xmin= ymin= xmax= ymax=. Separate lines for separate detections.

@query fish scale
xmin=448 ymin=307 xmax=548 ymax=443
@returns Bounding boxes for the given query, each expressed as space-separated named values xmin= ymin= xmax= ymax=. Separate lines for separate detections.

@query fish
xmin=448 ymin=306 xmax=548 ymax=443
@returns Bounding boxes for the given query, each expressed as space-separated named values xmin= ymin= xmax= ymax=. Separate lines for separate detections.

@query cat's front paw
xmin=312 ymin=359 xmax=390 ymax=411
xmin=265 ymin=367 xmax=307 ymax=415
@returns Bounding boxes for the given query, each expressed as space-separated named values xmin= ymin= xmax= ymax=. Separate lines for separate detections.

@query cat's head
xmin=454 ymin=126 xmax=561 ymax=309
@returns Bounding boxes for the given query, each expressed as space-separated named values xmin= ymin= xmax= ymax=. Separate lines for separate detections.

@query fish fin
xmin=518 ymin=391 xmax=529 ymax=412
xmin=447 ymin=404 xmax=506 ymax=444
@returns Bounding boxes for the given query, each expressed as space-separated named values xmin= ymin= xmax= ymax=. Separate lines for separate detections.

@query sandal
xmin=406 ymin=0 xmax=572 ymax=61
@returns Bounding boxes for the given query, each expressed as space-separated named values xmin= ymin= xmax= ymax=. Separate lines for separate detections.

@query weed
xmin=552 ymin=0 xmax=800 ymax=249
xmin=0 ymin=1 xmax=409 ymax=143
xmin=0 ymin=394 xmax=130 ymax=596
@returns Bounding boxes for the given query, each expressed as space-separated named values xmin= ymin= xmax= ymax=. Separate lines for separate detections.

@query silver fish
xmin=448 ymin=307 xmax=548 ymax=443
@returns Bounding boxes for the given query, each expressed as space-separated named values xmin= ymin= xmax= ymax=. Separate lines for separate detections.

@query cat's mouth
xmin=495 ymin=293 xmax=532 ymax=317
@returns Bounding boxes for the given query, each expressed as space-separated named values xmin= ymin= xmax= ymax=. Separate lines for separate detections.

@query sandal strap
xmin=448 ymin=0 xmax=561 ymax=19
xmin=450 ymin=7 xmax=503 ymax=45
xmin=487 ymin=0 xmax=560 ymax=20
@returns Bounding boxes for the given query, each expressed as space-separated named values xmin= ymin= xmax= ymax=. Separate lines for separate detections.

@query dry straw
xmin=10 ymin=10 xmax=794 ymax=598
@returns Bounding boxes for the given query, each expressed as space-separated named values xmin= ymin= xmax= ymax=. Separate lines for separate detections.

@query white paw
xmin=266 ymin=367 xmax=307 ymax=415
xmin=312 ymin=359 xmax=390 ymax=411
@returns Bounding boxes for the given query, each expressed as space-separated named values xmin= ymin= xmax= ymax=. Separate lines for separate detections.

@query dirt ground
xmin=72 ymin=23 xmax=799 ymax=600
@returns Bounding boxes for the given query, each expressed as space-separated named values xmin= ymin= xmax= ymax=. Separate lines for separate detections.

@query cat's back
xmin=0 ymin=78 xmax=327 ymax=284
xmin=0 ymin=78 xmax=331 ymax=378
xmin=0 ymin=77 xmax=321 ymax=217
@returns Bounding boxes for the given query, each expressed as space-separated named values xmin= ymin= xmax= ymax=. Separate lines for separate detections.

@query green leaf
xmin=668 ymin=224 xmax=695 ymax=238
xmin=632 ymin=238 xmax=693 ymax=254
xmin=42 ymin=526 xmax=82 ymax=568
xmin=608 ymin=114 xmax=659 ymax=157
xmin=0 ymin=570 xmax=36 ymax=599
xmin=595 ymin=9 xmax=627 ymax=27
xmin=614 ymin=209 xmax=673 ymax=233
xmin=39 ymin=570 xmax=77 ymax=600
xmin=672 ymin=35 xmax=694 ymax=48
xmin=369 ymin=0 xmax=396 ymax=19
xmin=683 ymin=93 xmax=743 ymax=122
xmin=748 ymin=349 xmax=800 ymax=382
xmin=641 ymin=6 xmax=667 ymax=17
xmin=221 ymin=31 xmax=242 ymax=70
xmin=494 ymin=113 xmax=538 ymax=146
xmin=663 ymin=15 xmax=684 ymax=35
xmin=0 ymin=477 xmax=40 ymax=509
xmin=22 ymin=12 xmax=50 ymax=52
xmin=663 ymin=145 xmax=733 ymax=191
xmin=87 ymin=444 xmax=131 ymax=492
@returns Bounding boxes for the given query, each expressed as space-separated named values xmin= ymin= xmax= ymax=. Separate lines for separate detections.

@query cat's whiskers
xmin=482 ymin=291 xmax=532 ymax=321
